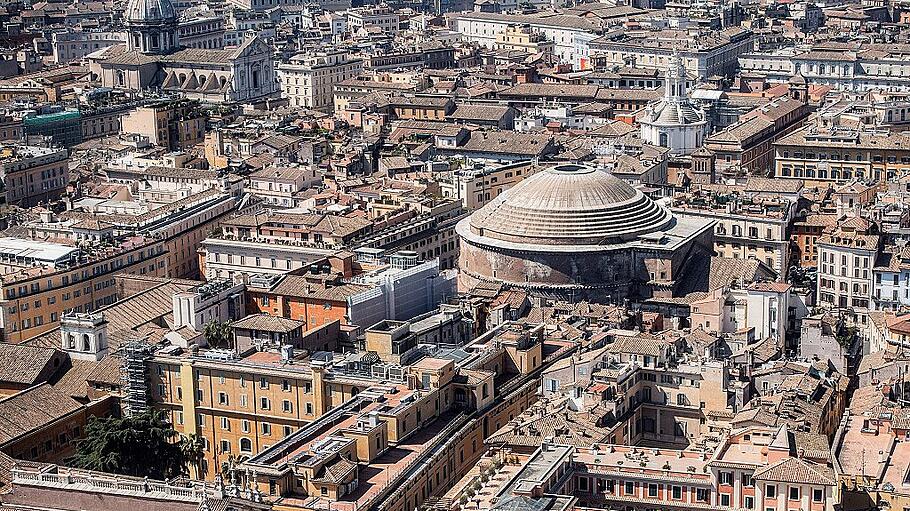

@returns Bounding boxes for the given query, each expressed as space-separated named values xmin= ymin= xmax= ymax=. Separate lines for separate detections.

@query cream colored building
xmin=494 ymin=24 xmax=555 ymax=54
xmin=439 ymin=160 xmax=541 ymax=211
xmin=278 ymin=51 xmax=363 ymax=112
xmin=0 ymin=145 xmax=69 ymax=208
xmin=671 ymin=191 xmax=794 ymax=276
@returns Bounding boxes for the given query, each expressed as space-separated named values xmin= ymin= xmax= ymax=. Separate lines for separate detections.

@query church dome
xmin=126 ymin=0 xmax=176 ymax=24
xmin=643 ymin=100 xmax=706 ymax=126
xmin=466 ymin=164 xmax=672 ymax=247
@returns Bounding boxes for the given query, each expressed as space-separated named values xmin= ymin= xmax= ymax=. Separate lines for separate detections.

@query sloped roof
xmin=752 ymin=457 xmax=836 ymax=485
xmin=232 ymin=314 xmax=304 ymax=333
xmin=0 ymin=343 xmax=59 ymax=385
xmin=0 ymin=384 xmax=82 ymax=445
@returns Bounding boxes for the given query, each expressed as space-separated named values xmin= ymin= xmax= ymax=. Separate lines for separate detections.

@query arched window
xmin=116 ymin=70 xmax=125 ymax=87
xmin=67 ymin=333 xmax=75 ymax=349
xmin=199 ymin=75 xmax=206 ymax=86
xmin=350 ymin=387 xmax=359 ymax=397
xmin=82 ymin=334 xmax=91 ymax=352
xmin=240 ymin=438 xmax=252 ymax=452
xmin=659 ymin=132 xmax=668 ymax=147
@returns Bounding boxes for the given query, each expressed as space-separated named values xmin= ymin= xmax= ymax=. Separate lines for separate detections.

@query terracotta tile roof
xmin=0 ymin=343 xmax=59 ymax=385
xmin=268 ymin=276 xmax=371 ymax=301
xmin=314 ymin=456 xmax=357 ymax=484
xmin=49 ymin=358 xmax=99 ymax=400
xmin=448 ymin=104 xmax=513 ymax=122
xmin=0 ymin=384 xmax=82 ymax=445
xmin=84 ymin=355 xmax=122 ymax=386
xmin=0 ymin=450 xmax=13 ymax=488
xmin=752 ymin=457 xmax=835 ymax=485
xmin=732 ymin=407 xmax=779 ymax=427
xmin=232 ymin=314 xmax=304 ymax=333
xmin=676 ymin=254 xmax=773 ymax=296
xmin=744 ymin=176 xmax=803 ymax=194
xmin=793 ymin=431 xmax=831 ymax=461
xmin=608 ymin=333 xmax=667 ymax=357
xmin=486 ymin=400 xmax=612 ymax=448
xmin=747 ymin=281 xmax=792 ymax=293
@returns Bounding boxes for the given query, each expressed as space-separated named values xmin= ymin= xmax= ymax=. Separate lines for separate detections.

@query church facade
xmin=88 ymin=0 xmax=278 ymax=104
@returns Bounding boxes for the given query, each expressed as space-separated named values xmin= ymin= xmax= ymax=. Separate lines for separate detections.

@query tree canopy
xmin=204 ymin=319 xmax=234 ymax=349
xmin=68 ymin=410 xmax=188 ymax=480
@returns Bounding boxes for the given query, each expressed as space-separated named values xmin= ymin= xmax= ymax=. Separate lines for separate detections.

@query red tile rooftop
xmin=837 ymin=414 xmax=894 ymax=479
xmin=411 ymin=357 xmax=451 ymax=370
xmin=881 ymin=440 xmax=910 ymax=489
xmin=573 ymin=445 xmax=712 ymax=476
xmin=243 ymin=351 xmax=284 ymax=365
xmin=715 ymin=441 xmax=766 ymax=466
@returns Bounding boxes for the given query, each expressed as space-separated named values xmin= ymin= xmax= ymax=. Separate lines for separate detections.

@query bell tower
xmin=60 ymin=312 xmax=109 ymax=361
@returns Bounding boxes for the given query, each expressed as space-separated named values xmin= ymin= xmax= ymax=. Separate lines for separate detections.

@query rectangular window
xmin=766 ymin=485 xmax=776 ymax=498
xmin=672 ymin=486 xmax=682 ymax=499
xmin=813 ymin=489 xmax=823 ymax=502
xmin=625 ymin=482 xmax=634 ymax=495
xmin=262 ymin=422 xmax=271 ymax=435
xmin=743 ymin=473 xmax=754 ymax=487
xmin=648 ymin=484 xmax=658 ymax=497
xmin=789 ymin=487 xmax=800 ymax=500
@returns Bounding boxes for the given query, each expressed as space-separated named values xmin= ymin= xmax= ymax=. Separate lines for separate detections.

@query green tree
xmin=68 ymin=410 xmax=187 ymax=479
xmin=204 ymin=319 xmax=233 ymax=349
xmin=220 ymin=453 xmax=249 ymax=478
xmin=179 ymin=433 xmax=206 ymax=479
xmin=836 ymin=324 xmax=857 ymax=350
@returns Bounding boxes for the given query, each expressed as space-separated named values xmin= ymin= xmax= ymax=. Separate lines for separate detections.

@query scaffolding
xmin=120 ymin=340 xmax=153 ymax=417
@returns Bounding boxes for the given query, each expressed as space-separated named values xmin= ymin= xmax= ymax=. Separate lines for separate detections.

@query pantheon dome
xmin=456 ymin=164 xmax=714 ymax=302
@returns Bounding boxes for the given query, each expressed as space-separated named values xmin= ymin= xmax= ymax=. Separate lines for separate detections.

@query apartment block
xmin=0 ymin=145 xmax=68 ymax=207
